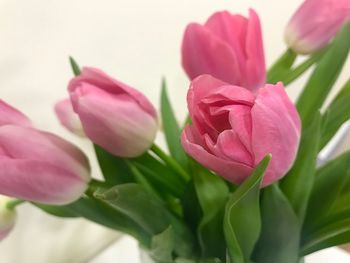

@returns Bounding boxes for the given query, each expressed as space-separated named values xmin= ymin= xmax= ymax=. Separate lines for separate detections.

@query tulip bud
xmin=0 ymin=195 xmax=16 ymax=242
xmin=181 ymin=75 xmax=301 ymax=186
xmin=54 ymin=98 xmax=85 ymax=137
xmin=68 ymin=67 xmax=158 ymax=158
xmin=0 ymin=102 xmax=91 ymax=205
xmin=181 ymin=9 xmax=266 ymax=92
xmin=285 ymin=0 xmax=350 ymax=54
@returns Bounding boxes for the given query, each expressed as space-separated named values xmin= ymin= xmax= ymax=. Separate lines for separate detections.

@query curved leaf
xmin=193 ymin=163 xmax=229 ymax=260
xmin=95 ymin=184 xmax=194 ymax=258
xmin=224 ymin=155 xmax=271 ymax=263
xmin=321 ymin=78 xmax=350 ymax=149
xmin=253 ymin=184 xmax=300 ymax=263
xmin=301 ymin=218 xmax=350 ymax=255
xmin=304 ymin=152 xmax=350 ymax=231
xmin=161 ymin=79 xmax=189 ymax=170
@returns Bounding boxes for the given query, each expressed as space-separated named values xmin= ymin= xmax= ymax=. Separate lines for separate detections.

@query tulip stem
xmin=6 ymin=199 xmax=25 ymax=210
xmin=267 ymin=48 xmax=297 ymax=84
xmin=282 ymin=49 xmax=326 ymax=85
xmin=125 ymin=160 xmax=162 ymax=199
xmin=267 ymin=48 xmax=326 ymax=85
xmin=150 ymin=144 xmax=190 ymax=181
xmin=86 ymin=179 xmax=114 ymax=197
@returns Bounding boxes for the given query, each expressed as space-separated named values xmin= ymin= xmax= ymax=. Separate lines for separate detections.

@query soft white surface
xmin=0 ymin=0 xmax=350 ymax=262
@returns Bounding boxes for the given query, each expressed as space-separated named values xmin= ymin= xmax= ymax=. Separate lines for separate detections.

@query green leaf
xmin=267 ymin=49 xmax=297 ymax=84
xmin=124 ymin=160 xmax=163 ymax=200
xmin=175 ymin=259 xmax=197 ymax=263
xmin=267 ymin=48 xmax=325 ymax=86
xmin=304 ymin=152 xmax=350 ymax=231
xmin=253 ymin=184 xmax=300 ymax=263
xmin=151 ymin=144 xmax=190 ymax=181
xmin=280 ymin=112 xmax=322 ymax=222
xmin=193 ymin=163 xmax=229 ymax=260
xmin=33 ymin=203 xmax=79 ymax=218
xmin=224 ymin=155 xmax=271 ymax=263
xmin=95 ymin=184 xmax=171 ymax=234
xmin=181 ymin=180 xmax=202 ymax=235
xmin=320 ymin=78 xmax=350 ymax=149
xmin=133 ymin=152 xmax=186 ymax=197
xmin=329 ymin=171 xmax=350 ymax=214
xmin=94 ymin=145 xmax=135 ymax=184
xmin=150 ymin=226 xmax=175 ymax=263
xmin=296 ymin=23 xmax=350 ymax=125
xmin=69 ymin=56 xmax=81 ymax=76
xmin=301 ymin=218 xmax=350 ymax=255
xmin=160 ymin=79 xmax=188 ymax=169
xmin=95 ymin=183 xmax=194 ymax=257
xmin=282 ymin=50 xmax=325 ymax=86
xmin=55 ymin=196 xmax=151 ymax=246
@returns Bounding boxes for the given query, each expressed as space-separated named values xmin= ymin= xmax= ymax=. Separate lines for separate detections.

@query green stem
xmin=267 ymin=49 xmax=297 ymax=84
xmin=86 ymin=178 xmax=112 ymax=197
xmin=125 ymin=160 xmax=162 ymax=199
xmin=267 ymin=47 xmax=326 ymax=86
xmin=6 ymin=199 xmax=25 ymax=210
xmin=283 ymin=49 xmax=326 ymax=86
xmin=151 ymin=144 xmax=190 ymax=181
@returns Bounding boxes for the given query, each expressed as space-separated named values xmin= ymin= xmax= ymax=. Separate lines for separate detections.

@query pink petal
xmin=72 ymin=84 xmax=157 ymax=157
xmin=181 ymin=126 xmax=253 ymax=184
xmin=54 ymin=98 xmax=85 ymax=137
xmin=285 ymin=0 xmax=350 ymax=54
xmin=0 ymin=159 xmax=89 ymax=205
xmin=204 ymin=11 xmax=248 ymax=71
xmin=244 ymin=9 xmax=266 ymax=92
xmin=0 ymin=100 xmax=31 ymax=127
xmin=251 ymin=84 xmax=301 ymax=186
xmin=69 ymin=67 xmax=157 ymax=118
xmin=204 ymin=129 xmax=253 ymax=166
xmin=0 ymin=125 xmax=90 ymax=181
xmin=188 ymin=75 xmax=255 ymax=138
xmin=228 ymin=104 xmax=253 ymax=153
xmin=181 ymin=23 xmax=241 ymax=85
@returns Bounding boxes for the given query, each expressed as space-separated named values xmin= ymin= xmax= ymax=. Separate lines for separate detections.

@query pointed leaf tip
xmin=69 ymin=56 xmax=81 ymax=76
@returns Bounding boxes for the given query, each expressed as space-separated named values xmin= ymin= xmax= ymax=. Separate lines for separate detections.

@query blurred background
xmin=1 ymin=0 xmax=350 ymax=262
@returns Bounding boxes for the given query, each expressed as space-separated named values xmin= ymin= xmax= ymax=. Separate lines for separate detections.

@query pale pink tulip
xmin=55 ymin=98 xmax=85 ymax=137
xmin=0 ymin=102 xmax=90 ymax=205
xmin=181 ymin=75 xmax=301 ymax=186
xmin=181 ymin=9 xmax=266 ymax=92
xmin=285 ymin=0 xmax=350 ymax=54
xmin=0 ymin=196 xmax=16 ymax=242
xmin=68 ymin=67 xmax=158 ymax=157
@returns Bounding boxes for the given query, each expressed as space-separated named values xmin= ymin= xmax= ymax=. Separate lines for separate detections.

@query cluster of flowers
xmin=0 ymin=0 xmax=349 ymax=242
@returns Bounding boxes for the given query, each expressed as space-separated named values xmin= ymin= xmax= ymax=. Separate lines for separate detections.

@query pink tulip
xmin=285 ymin=0 xmax=350 ymax=54
xmin=0 ymin=102 xmax=90 ymax=205
xmin=181 ymin=75 xmax=301 ymax=186
xmin=68 ymin=67 xmax=158 ymax=158
xmin=55 ymin=98 xmax=85 ymax=137
xmin=0 ymin=196 xmax=16 ymax=242
xmin=181 ymin=9 xmax=266 ymax=92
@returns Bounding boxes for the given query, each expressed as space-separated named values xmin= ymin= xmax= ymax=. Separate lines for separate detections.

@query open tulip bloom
xmin=2 ymin=1 xmax=350 ymax=262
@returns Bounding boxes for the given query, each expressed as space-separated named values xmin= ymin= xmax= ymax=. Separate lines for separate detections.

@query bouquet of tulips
xmin=1 ymin=0 xmax=350 ymax=262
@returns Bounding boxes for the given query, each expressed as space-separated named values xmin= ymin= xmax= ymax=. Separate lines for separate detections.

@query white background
xmin=0 ymin=0 xmax=350 ymax=262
